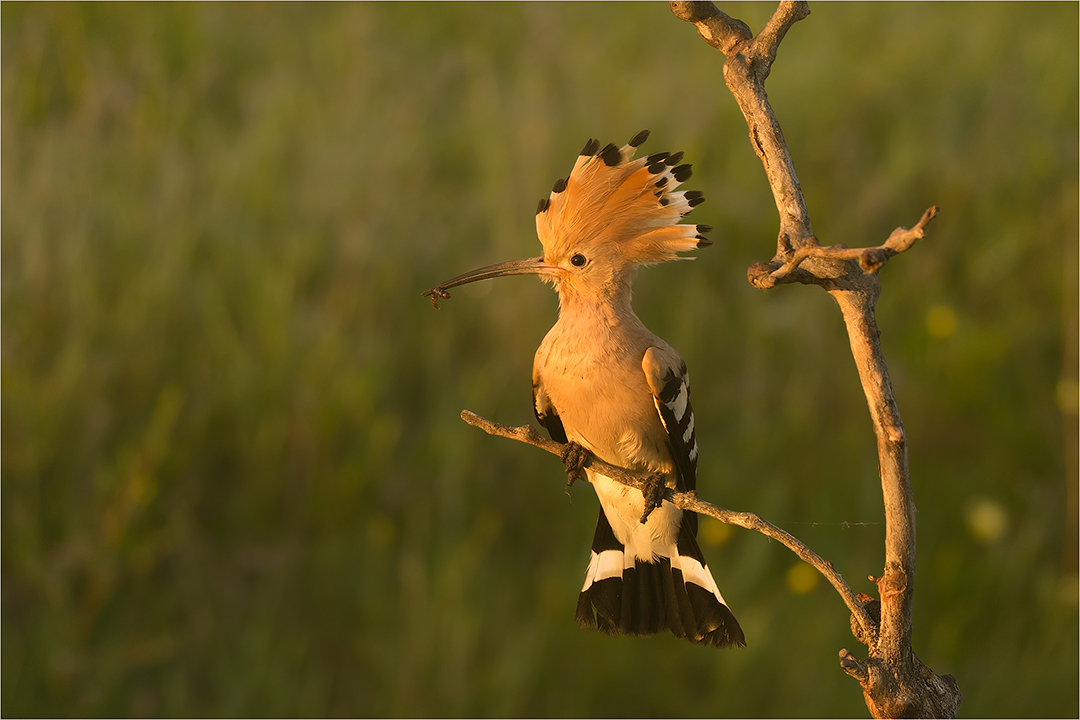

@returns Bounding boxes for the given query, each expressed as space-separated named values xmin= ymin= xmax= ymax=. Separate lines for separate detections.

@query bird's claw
xmin=639 ymin=473 xmax=666 ymax=524
xmin=560 ymin=442 xmax=590 ymax=487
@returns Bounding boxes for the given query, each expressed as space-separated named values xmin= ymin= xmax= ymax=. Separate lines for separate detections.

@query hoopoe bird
xmin=424 ymin=131 xmax=744 ymax=648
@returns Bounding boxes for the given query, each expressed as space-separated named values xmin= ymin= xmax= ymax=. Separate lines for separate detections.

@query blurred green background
xmin=3 ymin=2 xmax=1077 ymax=717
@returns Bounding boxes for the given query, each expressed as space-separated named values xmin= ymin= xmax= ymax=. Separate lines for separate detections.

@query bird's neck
xmin=555 ymin=277 xmax=640 ymax=335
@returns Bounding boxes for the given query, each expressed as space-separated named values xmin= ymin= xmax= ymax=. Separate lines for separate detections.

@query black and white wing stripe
xmin=641 ymin=346 xmax=745 ymax=648
xmin=642 ymin=347 xmax=698 ymax=495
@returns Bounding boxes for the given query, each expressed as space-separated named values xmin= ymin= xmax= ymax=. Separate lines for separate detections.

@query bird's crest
xmin=535 ymin=130 xmax=710 ymax=268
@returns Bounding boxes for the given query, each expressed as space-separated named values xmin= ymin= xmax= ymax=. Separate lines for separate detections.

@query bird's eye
xmin=570 ymin=253 xmax=587 ymax=267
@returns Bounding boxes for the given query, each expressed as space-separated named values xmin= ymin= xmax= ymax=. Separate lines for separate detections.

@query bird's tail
xmin=575 ymin=509 xmax=745 ymax=648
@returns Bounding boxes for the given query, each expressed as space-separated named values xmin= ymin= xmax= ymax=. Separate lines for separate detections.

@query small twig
xmin=839 ymin=648 xmax=870 ymax=682
xmin=749 ymin=205 xmax=939 ymax=289
xmin=460 ymin=409 xmax=876 ymax=639
xmin=749 ymin=1 xmax=811 ymax=76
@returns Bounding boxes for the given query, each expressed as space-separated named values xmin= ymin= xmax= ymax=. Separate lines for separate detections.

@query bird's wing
xmin=642 ymin=346 xmax=698 ymax=495
xmin=532 ymin=365 xmax=568 ymax=444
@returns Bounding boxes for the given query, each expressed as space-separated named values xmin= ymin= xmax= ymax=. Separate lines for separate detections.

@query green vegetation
xmin=3 ymin=3 xmax=1076 ymax=716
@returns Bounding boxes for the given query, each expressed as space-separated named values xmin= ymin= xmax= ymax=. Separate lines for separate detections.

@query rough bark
xmin=669 ymin=1 xmax=962 ymax=717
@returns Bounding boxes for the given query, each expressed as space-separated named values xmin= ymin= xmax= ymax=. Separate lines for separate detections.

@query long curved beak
xmin=422 ymin=256 xmax=559 ymax=309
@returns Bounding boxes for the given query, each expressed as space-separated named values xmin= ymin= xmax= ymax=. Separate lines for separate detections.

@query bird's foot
xmin=640 ymin=473 xmax=667 ymax=524
xmin=560 ymin=442 xmax=590 ymax=487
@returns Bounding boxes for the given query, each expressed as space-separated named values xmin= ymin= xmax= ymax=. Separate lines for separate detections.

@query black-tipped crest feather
xmin=672 ymin=164 xmax=693 ymax=182
xmin=628 ymin=129 xmax=650 ymax=147
xmin=600 ymin=143 xmax=622 ymax=166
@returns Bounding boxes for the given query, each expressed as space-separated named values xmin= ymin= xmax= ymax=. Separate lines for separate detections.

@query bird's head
xmin=423 ymin=131 xmax=711 ymax=309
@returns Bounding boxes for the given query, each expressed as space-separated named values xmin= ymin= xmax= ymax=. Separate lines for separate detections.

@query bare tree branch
xmin=460 ymin=410 xmax=876 ymax=638
xmin=671 ymin=1 xmax=962 ymax=717
xmin=673 ymin=0 xmax=816 ymax=254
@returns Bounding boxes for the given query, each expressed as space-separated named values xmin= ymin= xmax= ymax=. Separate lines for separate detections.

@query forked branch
xmin=749 ymin=205 xmax=939 ymax=290
xmin=671 ymin=1 xmax=961 ymax=717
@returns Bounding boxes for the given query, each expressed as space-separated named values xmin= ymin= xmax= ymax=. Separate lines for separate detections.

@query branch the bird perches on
xmin=459 ymin=409 xmax=877 ymax=638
